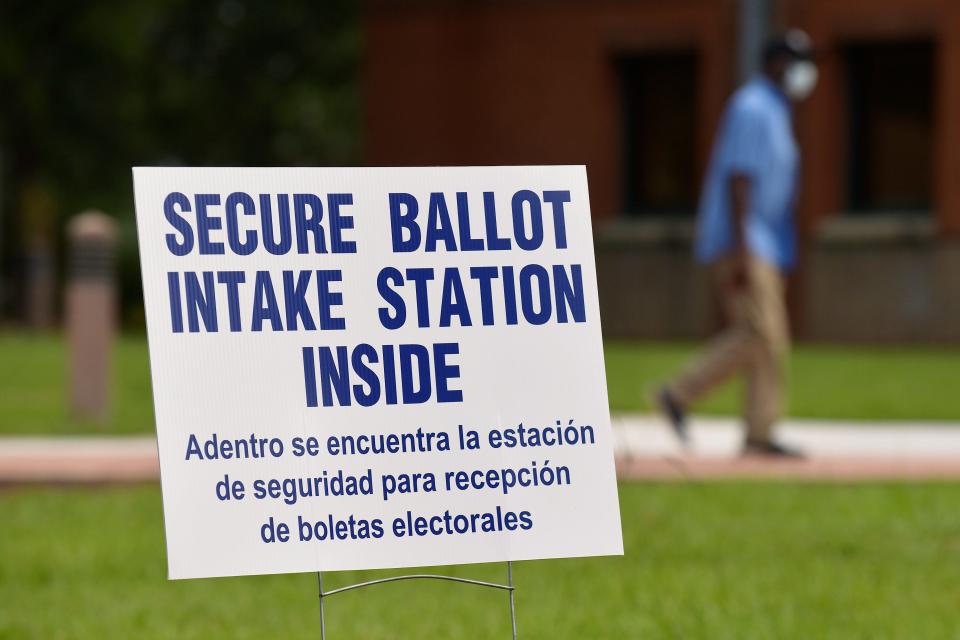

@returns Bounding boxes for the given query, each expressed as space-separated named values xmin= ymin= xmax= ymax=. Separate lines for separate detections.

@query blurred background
xmin=0 ymin=0 xmax=358 ymax=330
xmin=2 ymin=0 xmax=959 ymax=638
xmin=3 ymin=0 xmax=959 ymax=341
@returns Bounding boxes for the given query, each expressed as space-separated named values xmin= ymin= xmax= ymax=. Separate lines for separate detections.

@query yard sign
xmin=133 ymin=166 xmax=622 ymax=580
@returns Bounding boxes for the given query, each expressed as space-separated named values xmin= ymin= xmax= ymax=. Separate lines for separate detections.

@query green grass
xmin=2 ymin=482 xmax=960 ymax=638
xmin=0 ymin=333 xmax=155 ymax=435
xmin=605 ymin=340 xmax=960 ymax=421
xmin=0 ymin=333 xmax=958 ymax=435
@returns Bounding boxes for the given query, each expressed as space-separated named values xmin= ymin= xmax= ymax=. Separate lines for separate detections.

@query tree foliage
xmin=0 ymin=0 xmax=359 ymax=318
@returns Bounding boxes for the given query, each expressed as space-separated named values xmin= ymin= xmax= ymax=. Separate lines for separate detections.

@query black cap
xmin=763 ymin=29 xmax=814 ymax=63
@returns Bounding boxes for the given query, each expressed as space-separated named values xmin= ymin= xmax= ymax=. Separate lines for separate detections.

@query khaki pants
xmin=667 ymin=256 xmax=790 ymax=443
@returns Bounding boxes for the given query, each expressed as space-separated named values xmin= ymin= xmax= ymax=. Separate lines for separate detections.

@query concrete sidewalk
xmin=614 ymin=415 xmax=960 ymax=480
xmin=0 ymin=436 xmax=158 ymax=484
xmin=3 ymin=416 xmax=960 ymax=484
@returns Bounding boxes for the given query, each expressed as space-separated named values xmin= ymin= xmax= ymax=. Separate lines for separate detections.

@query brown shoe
xmin=653 ymin=387 xmax=688 ymax=444
xmin=743 ymin=439 xmax=805 ymax=459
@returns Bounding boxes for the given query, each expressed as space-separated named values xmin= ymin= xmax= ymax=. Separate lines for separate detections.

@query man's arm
xmin=729 ymin=172 xmax=751 ymax=289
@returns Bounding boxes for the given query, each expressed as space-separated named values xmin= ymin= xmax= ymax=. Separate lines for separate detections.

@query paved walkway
xmin=0 ymin=436 xmax=158 ymax=484
xmin=614 ymin=415 xmax=960 ymax=480
xmin=3 ymin=416 xmax=960 ymax=484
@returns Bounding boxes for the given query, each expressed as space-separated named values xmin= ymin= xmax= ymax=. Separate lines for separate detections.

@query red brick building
xmin=363 ymin=0 xmax=960 ymax=342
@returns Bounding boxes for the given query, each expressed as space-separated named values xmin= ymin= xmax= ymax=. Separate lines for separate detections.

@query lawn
xmin=0 ymin=333 xmax=155 ymax=435
xmin=1 ymin=333 xmax=958 ymax=435
xmin=1 ymin=482 xmax=959 ymax=638
xmin=604 ymin=340 xmax=960 ymax=421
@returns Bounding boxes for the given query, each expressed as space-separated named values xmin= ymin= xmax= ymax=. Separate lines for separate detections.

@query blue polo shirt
xmin=694 ymin=76 xmax=799 ymax=270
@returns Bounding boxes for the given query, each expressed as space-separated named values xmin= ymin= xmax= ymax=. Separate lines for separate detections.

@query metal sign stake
xmin=317 ymin=562 xmax=517 ymax=639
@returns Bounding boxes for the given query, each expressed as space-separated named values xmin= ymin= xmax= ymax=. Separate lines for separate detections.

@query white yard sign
xmin=133 ymin=166 xmax=622 ymax=580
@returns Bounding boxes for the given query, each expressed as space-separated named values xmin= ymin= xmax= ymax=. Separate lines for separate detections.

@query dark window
xmin=845 ymin=40 xmax=935 ymax=213
xmin=618 ymin=52 xmax=698 ymax=216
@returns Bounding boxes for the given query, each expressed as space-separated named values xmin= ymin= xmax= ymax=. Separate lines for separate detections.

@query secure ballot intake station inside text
xmin=160 ymin=188 xmax=588 ymax=408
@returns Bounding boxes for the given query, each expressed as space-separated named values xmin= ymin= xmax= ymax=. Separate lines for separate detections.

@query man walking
xmin=656 ymin=31 xmax=818 ymax=457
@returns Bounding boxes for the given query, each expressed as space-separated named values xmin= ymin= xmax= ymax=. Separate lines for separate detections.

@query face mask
xmin=783 ymin=61 xmax=818 ymax=101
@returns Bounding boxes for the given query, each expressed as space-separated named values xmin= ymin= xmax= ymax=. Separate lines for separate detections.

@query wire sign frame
xmin=316 ymin=562 xmax=518 ymax=638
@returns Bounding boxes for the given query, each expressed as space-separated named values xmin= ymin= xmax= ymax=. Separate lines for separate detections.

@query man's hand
xmin=730 ymin=246 xmax=751 ymax=291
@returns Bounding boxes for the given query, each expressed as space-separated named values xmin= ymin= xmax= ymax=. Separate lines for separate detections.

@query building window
xmin=618 ymin=51 xmax=698 ymax=217
xmin=845 ymin=40 xmax=935 ymax=213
